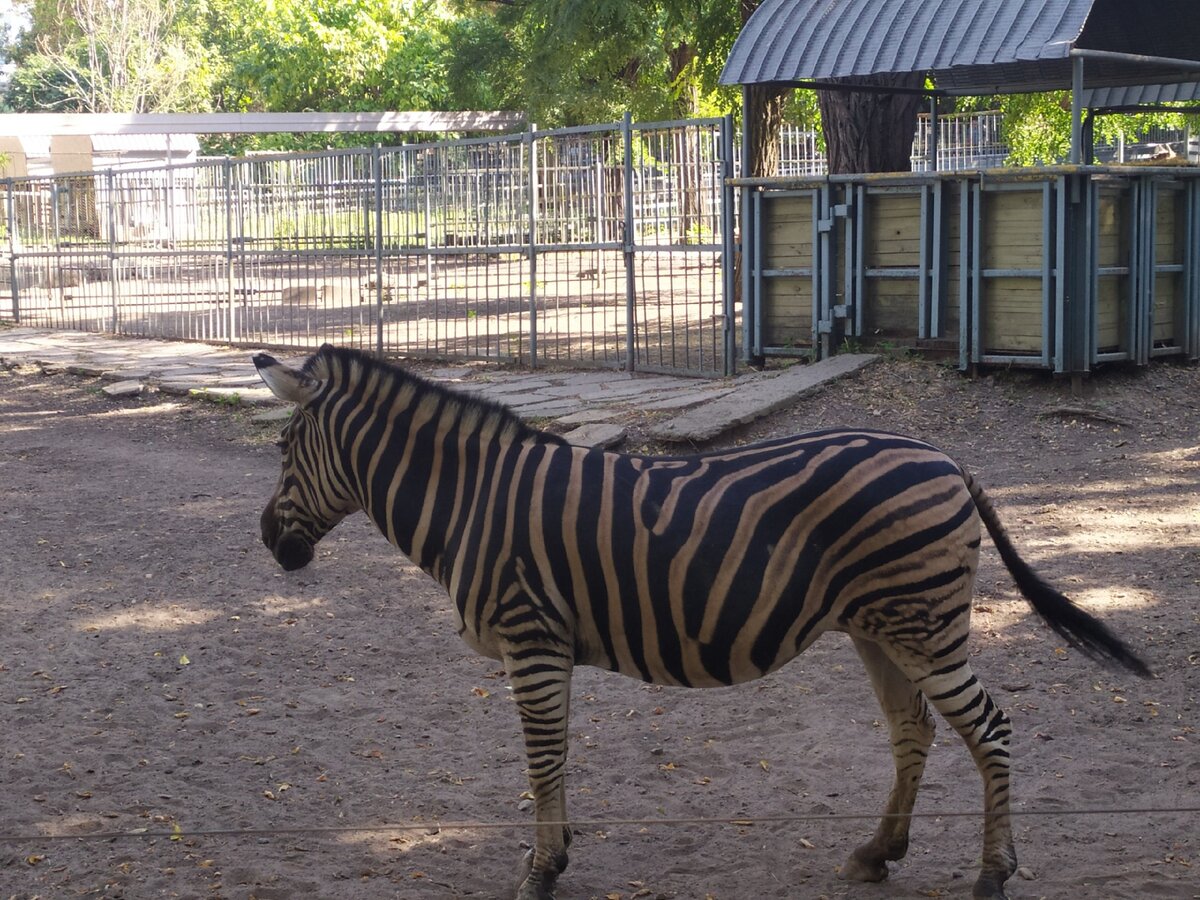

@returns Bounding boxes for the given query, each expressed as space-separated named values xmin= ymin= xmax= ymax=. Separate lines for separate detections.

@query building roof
xmin=721 ymin=0 xmax=1200 ymax=95
xmin=1082 ymin=81 xmax=1200 ymax=112
xmin=0 ymin=111 xmax=526 ymax=136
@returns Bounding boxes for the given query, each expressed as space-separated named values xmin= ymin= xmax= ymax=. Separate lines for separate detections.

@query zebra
xmin=252 ymin=344 xmax=1150 ymax=900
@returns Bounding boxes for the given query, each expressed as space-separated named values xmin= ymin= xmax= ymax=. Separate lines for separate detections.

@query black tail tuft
xmin=963 ymin=470 xmax=1152 ymax=678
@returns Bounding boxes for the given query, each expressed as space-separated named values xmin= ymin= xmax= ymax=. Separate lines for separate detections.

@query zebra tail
xmin=963 ymin=469 xmax=1152 ymax=678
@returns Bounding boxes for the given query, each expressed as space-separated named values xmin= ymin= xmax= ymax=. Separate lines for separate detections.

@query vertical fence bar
xmin=622 ymin=112 xmax=636 ymax=372
xmin=223 ymin=158 xmax=235 ymax=342
xmin=372 ymin=144 xmax=384 ymax=356
xmin=5 ymin=178 xmax=18 ymax=323
xmin=721 ymin=113 xmax=736 ymax=374
xmin=105 ymin=170 xmax=119 ymax=332
xmin=526 ymin=126 xmax=539 ymax=368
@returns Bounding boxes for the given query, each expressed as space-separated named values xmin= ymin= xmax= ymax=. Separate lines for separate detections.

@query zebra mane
xmin=307 ymin=345 xmax=567 ymax=447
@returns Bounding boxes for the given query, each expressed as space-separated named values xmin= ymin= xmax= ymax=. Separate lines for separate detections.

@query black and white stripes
xmin=254 ymin=345 xmax=1149 ymax=900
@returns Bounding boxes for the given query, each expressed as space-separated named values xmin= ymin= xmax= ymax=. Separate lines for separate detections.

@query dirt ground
xmin=1 ymin=350 xmax=1197 ymax=900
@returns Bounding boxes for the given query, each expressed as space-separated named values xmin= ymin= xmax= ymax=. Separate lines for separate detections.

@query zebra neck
xmin=345 ymin=384 xmax=529 ymax=588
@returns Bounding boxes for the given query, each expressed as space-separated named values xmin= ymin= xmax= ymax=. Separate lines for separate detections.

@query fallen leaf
xmin=179 ymin=654 xmax=190 ymax=666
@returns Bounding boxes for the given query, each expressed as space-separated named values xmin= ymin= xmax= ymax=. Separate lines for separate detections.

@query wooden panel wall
xmin=981 ymin=190 xmax=1044 ymax=354
xmin=1154 ymin=189 xmax=1183 ymax=344
xmin=1096 ymin=187 xmax=1130 ymax=353
xmin=761 ymin=195 xmax=813 ymax=347
xmin=862 ymin=192 xmax=920 ymax=337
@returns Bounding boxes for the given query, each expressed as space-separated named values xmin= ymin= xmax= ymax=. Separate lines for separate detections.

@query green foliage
xmin=997 ymin=92 xmax=1200 ymax=165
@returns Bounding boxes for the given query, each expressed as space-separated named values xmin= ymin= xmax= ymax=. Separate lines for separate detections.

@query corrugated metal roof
xmin=1082 ymin=81 xmax=1200 ymax=110
xmin=721 ymin=0 xmax=1200 ymax=95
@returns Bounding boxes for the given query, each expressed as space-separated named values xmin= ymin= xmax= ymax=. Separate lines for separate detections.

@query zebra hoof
xmin=971 ymin=873 xmax=1009 ymax=899
xmin=514 ymin=849 xmax=559 ymax=900
xmin=839 ymin=848 xmax=889 ymax=883
xmin=515 ymin=872 xmax=556 ymax=900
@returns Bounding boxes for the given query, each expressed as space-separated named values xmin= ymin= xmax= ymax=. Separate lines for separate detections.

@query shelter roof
xmin=720 ymin=0 xmax=1200 ymax=95
xmin=0 ymin=111 xmax=526 ymax=136
xmin=1082 ymin=81 xmax=1200 ymax=112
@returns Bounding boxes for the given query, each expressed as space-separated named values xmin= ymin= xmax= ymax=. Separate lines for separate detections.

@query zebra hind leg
xmin=905 ymin=653 xmax=1018 ymax=900
xmin=840 ymin=636 xmax=936 ymax=883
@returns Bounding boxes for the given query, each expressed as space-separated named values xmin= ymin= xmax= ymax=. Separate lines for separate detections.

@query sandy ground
xmin=1 ymin=351 xmax=1197 ymax=900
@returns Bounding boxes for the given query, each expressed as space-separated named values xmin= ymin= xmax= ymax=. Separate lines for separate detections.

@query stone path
xmin=0 ymin=328 xmax=877 ymax=446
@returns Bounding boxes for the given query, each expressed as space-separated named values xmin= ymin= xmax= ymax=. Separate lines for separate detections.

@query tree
xmin=817 ymin=74 xmax=926 ymax=174
xmin=998 ymin=91 xmax=1200 ymax=165
xmin=6 ymin=0 xmax=214 ymax=112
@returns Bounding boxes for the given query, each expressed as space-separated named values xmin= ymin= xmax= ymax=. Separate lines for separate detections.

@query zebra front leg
xmin=841 ymin=637 xmax=936 ymax=883
xmin=506 ymin=647 xmax=573 ymax=900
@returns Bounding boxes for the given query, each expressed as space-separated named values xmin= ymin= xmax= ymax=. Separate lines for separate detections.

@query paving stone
xmin=649 ymin=354 xmax=879 ymax=443
xmin=635 ymin=388 xmax=734 ymax=411
xmin=157 ymin=381 xmax=208 ymax=396
xmin=513 ymin=399 xmax=587 ymax=418
xmin=562 ymin=422 xmax=627 ymax=449
xmin=103 ymin=369 xmax=151 ymax=382
xmin=102 ymin=380 xmax=144 ymax=398
xmin=186 ymin=385 xmax=281 ymax=407
xmin=251 ymin=406 xmax=295 ymax=424
xmin=66 ymin=363 xmax=107 ymax=377
xmin=432 ymin=367 xmax=474 ymax=380
xmin=554 ymin=408 xmax=619 ymax=426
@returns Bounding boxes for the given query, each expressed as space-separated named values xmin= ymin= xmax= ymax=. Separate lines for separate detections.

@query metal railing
xmin=1 ymin=115 xmax=736 ymax=376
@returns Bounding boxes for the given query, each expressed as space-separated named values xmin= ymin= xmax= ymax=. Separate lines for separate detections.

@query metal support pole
xmin=740 ymin=85 xmax=759 ymax=366
xmin=622 ymin=111 xmax=637 ymax=372
xmin=106 ymin=170 xmax=119 ymax=333
xmin=929 ymin=97 xmax=939 ymax=171
xmin=1070 ymin=55 xmax=1085 ymax=165
xmin=372 ymin=144 xmax=384 ymax=357
xmin=224 ymin=158 xmax=235 ymax=342
xmin=527 ymin=124 xmax=540 ymax=367
xmin=5 ymin=179 xmax=18 ymax=323
xmin=720 ymin=113 xmax=737 ymax=375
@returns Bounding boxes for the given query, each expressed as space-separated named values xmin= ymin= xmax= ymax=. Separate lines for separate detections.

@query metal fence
xmin=780 ymin=111 xmax=1196 ymax=174
xmin=1 ymin=115 xmax=736 ymax=376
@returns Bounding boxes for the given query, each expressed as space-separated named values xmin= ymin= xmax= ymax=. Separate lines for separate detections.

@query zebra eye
xmin=275 ymin=439 xmax=288 ymax=452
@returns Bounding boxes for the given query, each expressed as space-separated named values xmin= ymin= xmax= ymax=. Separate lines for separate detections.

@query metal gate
xmin=2 ymin=116 xmax=736 ymax=376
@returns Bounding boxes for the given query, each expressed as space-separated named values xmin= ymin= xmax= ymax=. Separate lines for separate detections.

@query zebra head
xmin=253 ymin=349 xmax=360 ymax=571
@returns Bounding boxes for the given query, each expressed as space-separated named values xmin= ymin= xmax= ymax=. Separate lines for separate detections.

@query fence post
xmin=373 ymin=144 xmax=384 ymax=357
xmin=527 ymin=124 xmax=539 ymax=368
xmin=4 ymin=178 xmax=18 ymax=323
xmin=224 ymin=158 xmax=236 ymax=342
xmin=721 ymin=114 xmax=737 ymax=375
xmin=622 ymin=111 xmax=636 ymax=372
xmin=106 ymin=170 xmax=119 ymax=333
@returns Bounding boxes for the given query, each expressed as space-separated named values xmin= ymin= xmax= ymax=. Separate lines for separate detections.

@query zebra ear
xmin=253 ymin=353 xmax=321 ymax=405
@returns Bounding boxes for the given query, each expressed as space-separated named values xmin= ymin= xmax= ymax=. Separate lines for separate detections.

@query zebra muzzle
xmin=272 ymin=531 xmax=314 ymax=571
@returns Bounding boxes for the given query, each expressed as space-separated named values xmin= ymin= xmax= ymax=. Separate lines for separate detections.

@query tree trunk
xmin=817 ymin=73 xmax=926 ymax=174
xmin=739 ymin=0 xmax=786 ymax=178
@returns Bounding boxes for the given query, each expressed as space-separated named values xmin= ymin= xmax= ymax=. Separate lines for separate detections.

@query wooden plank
xmin=762 ymin=277 xmax=813 ymax=347
xmin=1096 ymin=190 xmax=1129 ymax=268
xmin=862 ymin=278 xmax=919 ymax=337
xmin=1096 ymin=276 xmax=1126 ymax=352
xmin=1154 ymin=273 xmax=1179 ymax=340
xmin=982 ymin=277 xmax=1042 ymax=353
xmin=865 ymin=194 xmax=921 ymax=268
xmin=763 ymin=197 xmax=813 ymax=268
xmin=1155 ymin=193 xmax=1182 ymax=264
xmin=982 ymin=190 xmax=1044 ymax=270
